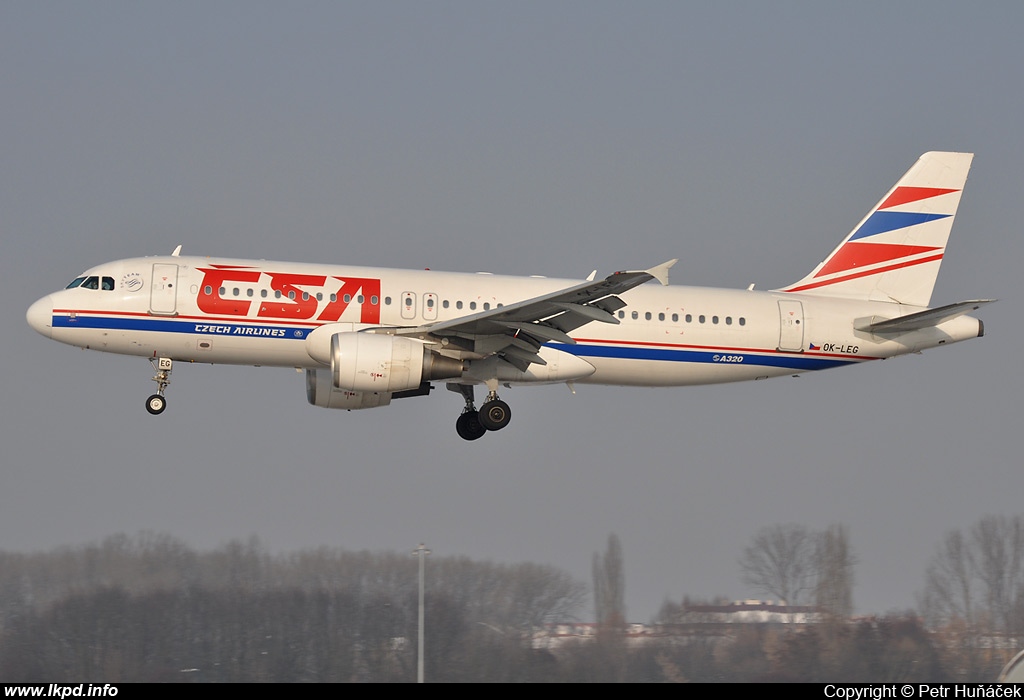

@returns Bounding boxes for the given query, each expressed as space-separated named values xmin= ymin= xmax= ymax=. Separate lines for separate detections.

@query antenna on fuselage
xmin=171 ymin=245 xmax=182 ymax=257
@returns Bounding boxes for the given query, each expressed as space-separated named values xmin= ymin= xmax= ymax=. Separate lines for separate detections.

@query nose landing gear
xmin=146 ymin=357 xmax=173 ymax=415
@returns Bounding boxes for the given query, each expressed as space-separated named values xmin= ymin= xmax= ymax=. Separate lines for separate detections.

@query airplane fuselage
xmin=27 ymin=254 xmax=983 ymax=388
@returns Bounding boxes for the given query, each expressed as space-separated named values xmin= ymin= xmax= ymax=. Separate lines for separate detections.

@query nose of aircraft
xmin=26 ymin=295 xmax=53 ymax=338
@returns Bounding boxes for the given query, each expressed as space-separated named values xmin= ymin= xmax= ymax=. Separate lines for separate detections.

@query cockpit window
xmin=65 ymin=277 xmax=86 ymax=289
xmin=81 ymin=276 xmax=100 ymax=290
xmin=102 ymin=277 xmax=115 ymax=290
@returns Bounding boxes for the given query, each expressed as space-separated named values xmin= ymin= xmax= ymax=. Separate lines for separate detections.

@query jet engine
xmin=331 ymin=332 xmax=464 ymax=393
xmin=306 ymin=369 xmax=392 ymax=410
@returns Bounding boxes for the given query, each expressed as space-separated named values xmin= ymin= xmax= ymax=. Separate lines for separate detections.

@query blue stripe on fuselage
xmin=553 ymin=342 xmax=855 ymax=371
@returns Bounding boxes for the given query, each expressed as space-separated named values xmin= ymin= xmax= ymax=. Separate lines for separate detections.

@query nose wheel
xmin=146 ymin=394 xmax=167 ymax=415
xmin=146 ymin=357 xmax=173 ymax=415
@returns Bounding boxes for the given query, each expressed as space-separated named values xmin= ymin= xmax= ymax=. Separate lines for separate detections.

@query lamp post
xmin=412 ymin=542 xmax=431 ymax=683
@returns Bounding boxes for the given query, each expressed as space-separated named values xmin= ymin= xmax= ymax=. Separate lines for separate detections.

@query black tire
xmin=478 ymin=399 xmax=511 ymax=431
xmin=456 ymin=410 xmax=487 ymax=440
xmin=146 ymin=394 xmax=167 ymax=415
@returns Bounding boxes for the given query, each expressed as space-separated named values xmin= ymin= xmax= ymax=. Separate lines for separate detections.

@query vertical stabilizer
xmin=778 ymin=151 xmax=973 ymax=306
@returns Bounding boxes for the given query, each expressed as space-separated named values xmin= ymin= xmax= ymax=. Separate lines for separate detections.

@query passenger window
xmin=247 ymin=288 xmax=254 ymax=297
xmin=712 ymin=316 xmax=719 ymax=324
xmin=204 ymin=285 xmax=213 ymax=295
xmin=456 ymin=301 xmax=463 ymax=310
xmin=699 ymin=315 xmax=706 ymax=323
xmin=685 ymin=314 xmax=692 ymax=323
xmin=631 ymin=311 xmax=638 ymax=320
xmin=261 ymin=289 xmax=268 ymax=298
xmin=384 ymin=297 xmax=392 ymax=305
xmin=371 ymin=296 xmax=379 ymax=305
xmin=288 ymin=290 xmax=295 ymax=300
xmin=739 ymin=318 xmax=746 ymax=326
xmin=483 ymin=302 xmax=490 ymax=310
xmin=645 ymin=312 xmax=652 ymax=320
xmin=672 ymin=313 xmax=678 ymax=322
xmin=470 ymin=302 xmax=477 ymax=310
xmin=618 ymin=310 xmax=625 ymax=319
xmin=726 ymin=316 xmax=732 ymax=325
xmin=233 ymin=288 xmax=240 ymax=297
xmin=357 ymin=295 xmax=364 ymax=304
xmin=427 ymin=298 xmax=435 ymax=308
xmin=443 ymin=300 xmax=450 ymax=309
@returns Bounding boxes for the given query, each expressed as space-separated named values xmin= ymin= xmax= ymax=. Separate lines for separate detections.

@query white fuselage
xmin=27 ymin=254 xmax=984 ymax=388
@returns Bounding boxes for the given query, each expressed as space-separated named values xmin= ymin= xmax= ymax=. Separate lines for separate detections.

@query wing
xmin=378 ymin=259 xmax=677 ymax=372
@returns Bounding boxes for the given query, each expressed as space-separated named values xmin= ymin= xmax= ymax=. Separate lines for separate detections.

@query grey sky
xmin=2 ymin=2 xmax=1019 ymax=621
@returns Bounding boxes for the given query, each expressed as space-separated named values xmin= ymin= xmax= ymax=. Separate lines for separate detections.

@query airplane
xmin=26 ymin=151 xmax=994 ymax=440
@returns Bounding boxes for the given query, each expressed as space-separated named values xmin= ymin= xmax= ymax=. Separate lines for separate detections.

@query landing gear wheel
xmin=456 ymin=410 xmax=487 ymax=441
xmin=147 ymin=357 xmax=173 ymax=416
xmin=146 ymin=394 xmax=167 ymax=415
xmin=478 ymin=399 xmax=511 ymax=431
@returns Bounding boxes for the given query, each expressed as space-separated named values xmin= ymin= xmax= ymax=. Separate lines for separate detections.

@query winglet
xmin=646 ymin=258 xmax=678 ymax=286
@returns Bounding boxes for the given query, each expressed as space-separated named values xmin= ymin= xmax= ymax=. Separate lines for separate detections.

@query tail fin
xmin=778 ymin=151 xmax=973 ymax=306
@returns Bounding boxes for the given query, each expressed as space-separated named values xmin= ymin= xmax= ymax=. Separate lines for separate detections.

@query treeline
xmin=0 ymin=523 xmax=1021 ymax=682
xmin=0 ymin=533 xmax=585 ymax=682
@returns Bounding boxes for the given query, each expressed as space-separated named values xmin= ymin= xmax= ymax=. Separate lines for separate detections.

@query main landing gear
xmin=451 ymin=383 xmax=512 ymax=441
xmin=145 ymin=357 xmax=173 ymax=415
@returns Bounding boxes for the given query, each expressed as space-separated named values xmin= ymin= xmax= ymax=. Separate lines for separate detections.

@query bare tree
xmin=814 ymin=524 xmax=856 ymax=618
xmin=971 ymin=515 xmax=1024 ymax=636
xmin=592 ymin=533 xmax=626 ymax=629
xmin=922 ymin=516 xmax=1024 ymax=636
xmin=739 ymin=524 xmax=815 ymax=606
xmin=921 ymin=529 xmax=974 ymax=629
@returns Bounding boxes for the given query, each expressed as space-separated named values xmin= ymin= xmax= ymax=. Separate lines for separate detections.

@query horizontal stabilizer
xmin=857 ymin=299 xmax=996 ymax=333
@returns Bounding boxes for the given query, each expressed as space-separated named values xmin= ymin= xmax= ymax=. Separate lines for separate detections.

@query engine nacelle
xmin=331 ymin=332 xmax=464 ymax=393
xmin=306 ymin=369 xmax=392 ymax=410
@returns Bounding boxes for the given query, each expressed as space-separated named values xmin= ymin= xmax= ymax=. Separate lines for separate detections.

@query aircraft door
xmin=423 ymin=293 xmax=438 ymax=320
xmin=150 ymin=263 xmax=179 ymax=316
xmin=401 ymin=291 xmax=417 ymax=320
xmin=777 ymin=299 xmax=804 ymax=352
